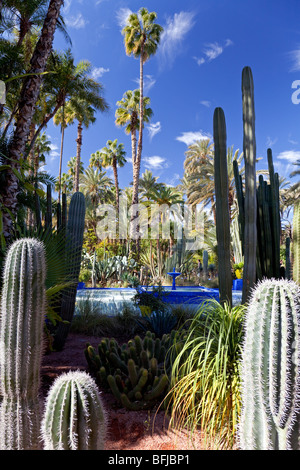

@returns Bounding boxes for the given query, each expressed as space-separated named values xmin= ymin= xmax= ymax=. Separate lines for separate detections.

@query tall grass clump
xmin=166 ymin=299 xmax=246 ymax=449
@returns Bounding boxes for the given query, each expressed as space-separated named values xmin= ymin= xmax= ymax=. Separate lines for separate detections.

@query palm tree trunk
xmin=112 ymin=156 xmax=119 ymax=216
xmin=58 ymin=101 xmax=65 ymax=204
xmin=2 ymin=0 xmax=64 ymax=240
xmin=74 ymin=120 xmax=83 ymax=193
xmin=130 ymin=46 xmax=144 ymax=254
xmin=28 ymin=98 xmax=63 ymax=154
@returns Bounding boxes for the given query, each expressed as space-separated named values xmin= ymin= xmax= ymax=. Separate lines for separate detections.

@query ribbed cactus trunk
xmin=53 ymin=192 xmax=85 ymax=351
xmin=239 ymin=279 xmax=300 ymax=450
xmin=0 ymin=238 xmax=47 ymax=450
xmin=293 ymin=201 xmax=300 ymax=284
xmin=241 ymin=66 xmax=257 ymax=304
xmin=42 ymin=371 xmax=107 ymax=450
xmin=213 ymin=107 xmax=232 ymax=307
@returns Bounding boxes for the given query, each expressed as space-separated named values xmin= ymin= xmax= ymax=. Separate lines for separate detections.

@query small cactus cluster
xmin=239 ymin=278 xmax=300 ymax=450
xmin=42 ymin=370 xmax=107 ymax=450
xmin=85 ymin=331 xmax=177 ymax=410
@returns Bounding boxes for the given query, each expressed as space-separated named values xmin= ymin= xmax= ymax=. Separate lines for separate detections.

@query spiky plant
xmin=41 ymin=370 xmax=107 ymax=450
xmin=0 ymin=238 xmax=47 ymax=450
xmin=239 ymin=278 xmax=300 ymax=450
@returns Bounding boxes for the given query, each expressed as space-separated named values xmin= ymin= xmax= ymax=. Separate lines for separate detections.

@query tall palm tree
xmin=98 ymin=139 xmax=126 ymax=216
xmin=115 ymin=89 xmax=152 ymax=170
xmin=147 ymin=185 xmax=184 ymax=266
xmin=122 ymin=8 xmax=163 ymax=238
xmin=79 ymin=167 xmax=113 ymax=235
xmin=67 ymin=155 xmax=84 ymax=186
xmin=70 ymin=97 xmax=108 ymax=193
xmin=2 ymin=0 xmax=64 ymax=240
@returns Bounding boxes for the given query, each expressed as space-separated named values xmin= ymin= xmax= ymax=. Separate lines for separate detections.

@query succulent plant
xmin=0 ymin=238 xmax=47 ymax=450
xmin=241 ymin=66 xmax=257 ymax=304
xmin=42 ymin=370 xmax=107 ymax=450
xmin=239 ymin=278 xmax=300 ymax=450
xmin=213 ymin=107 xmax=232 ymax=307
xmin=85 ymin=331 xmax=178 ymax=410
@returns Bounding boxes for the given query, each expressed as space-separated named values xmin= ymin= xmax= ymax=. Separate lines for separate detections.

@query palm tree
xmin=2 ymin=0 xmax=64 ymax=240
xmin=147 ymin=185 xmax=184 ymax=270
xmin=70 ymin=97 xmax=108 ymax=193
xmin=98 ymin=139 xmax=126 ymax=216
xmin=67 ymin=155 xmax=84 ymax=186
xmin=115 ymin=89 xmax=152 ymax=169
xmin=122 ymin=8 xmax=163 ymax=238
xmin=79 ymin=167 xmax=113 ymax=235
xmin=184 ymin=141 xmax=244 ymax=223
xmin=89 ymin=150 xmax=103 ymax=170
xmin=138 ymin=169 xmax=164 ymax=201
xmin=79 ymin=167 xmax=113 ymax=209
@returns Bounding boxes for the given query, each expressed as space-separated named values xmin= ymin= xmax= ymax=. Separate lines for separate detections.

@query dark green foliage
xmin=136 ymin=309 xmax=178 ymax=337
xmin=85 ymin=330 xmax=179 ymax=410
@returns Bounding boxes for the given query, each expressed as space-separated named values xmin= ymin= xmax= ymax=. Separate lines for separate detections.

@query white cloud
xmin=200 ymin=100 xmax=211 ymax=107
xmin=91 ymin=66 xmax=110 ymax=79
xmin=289 ymin=48 xmax=300 ymax=72
xmin=49 ymin=143 xmax=60 ymax=162
xmin=277 ymin=150 xmax=300 ymax=163
xmin=65 ymin=12 xmax=88 ymax=29
xmin=266 ymin=136 xmax=278 ymax=148
xmin=144 ymin=156 xmax=169 ymax=170
xmin=63 ymin=0 xmax=72 ymax=14
xmin=147 ymin=121 xmax=161 ymax=141
xmin=165 ymin=173 xmax=180 ymax=187
xmin=116 ymin=7 xmax=132 ymax=29
xmin=176 ymin=130 xmax=212 ymax=146
xmin=194 ymin=39 xmax=233 ymax=66
xmin=157 ymin=11 xmax=196 ymax=67
xmin=133 ymin=74 xmax=156 ymax=94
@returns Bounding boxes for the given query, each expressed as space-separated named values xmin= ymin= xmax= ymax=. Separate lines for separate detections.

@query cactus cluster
xmin=85 ymin=331 xmax=177 ymax=410
xmin=42 ymin=370 xmax=107 ymax=450
xmin=239 ymin=278 xmax=300 ymax=450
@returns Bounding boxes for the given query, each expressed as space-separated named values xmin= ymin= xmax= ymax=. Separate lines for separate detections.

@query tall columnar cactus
xmin=0 ymin=238 xmax=47 ymax=450
xmin=293 ymin=201 xmax=300 ymax=284
xmin=53 ymin=191 xmax=86 ymax=350
xmin=239 ymin=279 xmax=300 ymax=450
xmin=41 ymin=371 xmax=107 ymax=450
xmin=213 ymin=107 xmax=232 ymax=307
xmin=241 ymin=66 xmax=257 ymax=304
xmin=202 ymin=249 xmax=208 ymax=280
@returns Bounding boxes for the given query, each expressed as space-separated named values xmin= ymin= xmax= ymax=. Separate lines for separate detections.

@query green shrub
xmin=166 ymin=299 xmax=246 ymax=449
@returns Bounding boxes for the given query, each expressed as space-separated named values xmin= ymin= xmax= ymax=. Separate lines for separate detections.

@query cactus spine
xmin=0 ymin=238 xmax=47 ymax=450
xmin=213 ymin=107 xmax=232 ymax=307
xmin=293 ymin=202 xmax=300 ymax=284
xmin=239 ymin=279 xmax=300 ymax=450
xmin=241 ymin=66 xmax=257 ymax=304
xmin=42 ymin=371 xmax=106 ymax=450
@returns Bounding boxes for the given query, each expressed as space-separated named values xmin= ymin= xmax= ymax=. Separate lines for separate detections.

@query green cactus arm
xmin=213 ymin=107 xmax=232 ymax=307
xmin=241 ymin=66 xmax=257 ymax=304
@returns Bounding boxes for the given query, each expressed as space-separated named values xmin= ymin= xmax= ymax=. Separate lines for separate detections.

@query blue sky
xmin=46 ymin=0 xmax=300 ymax=191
